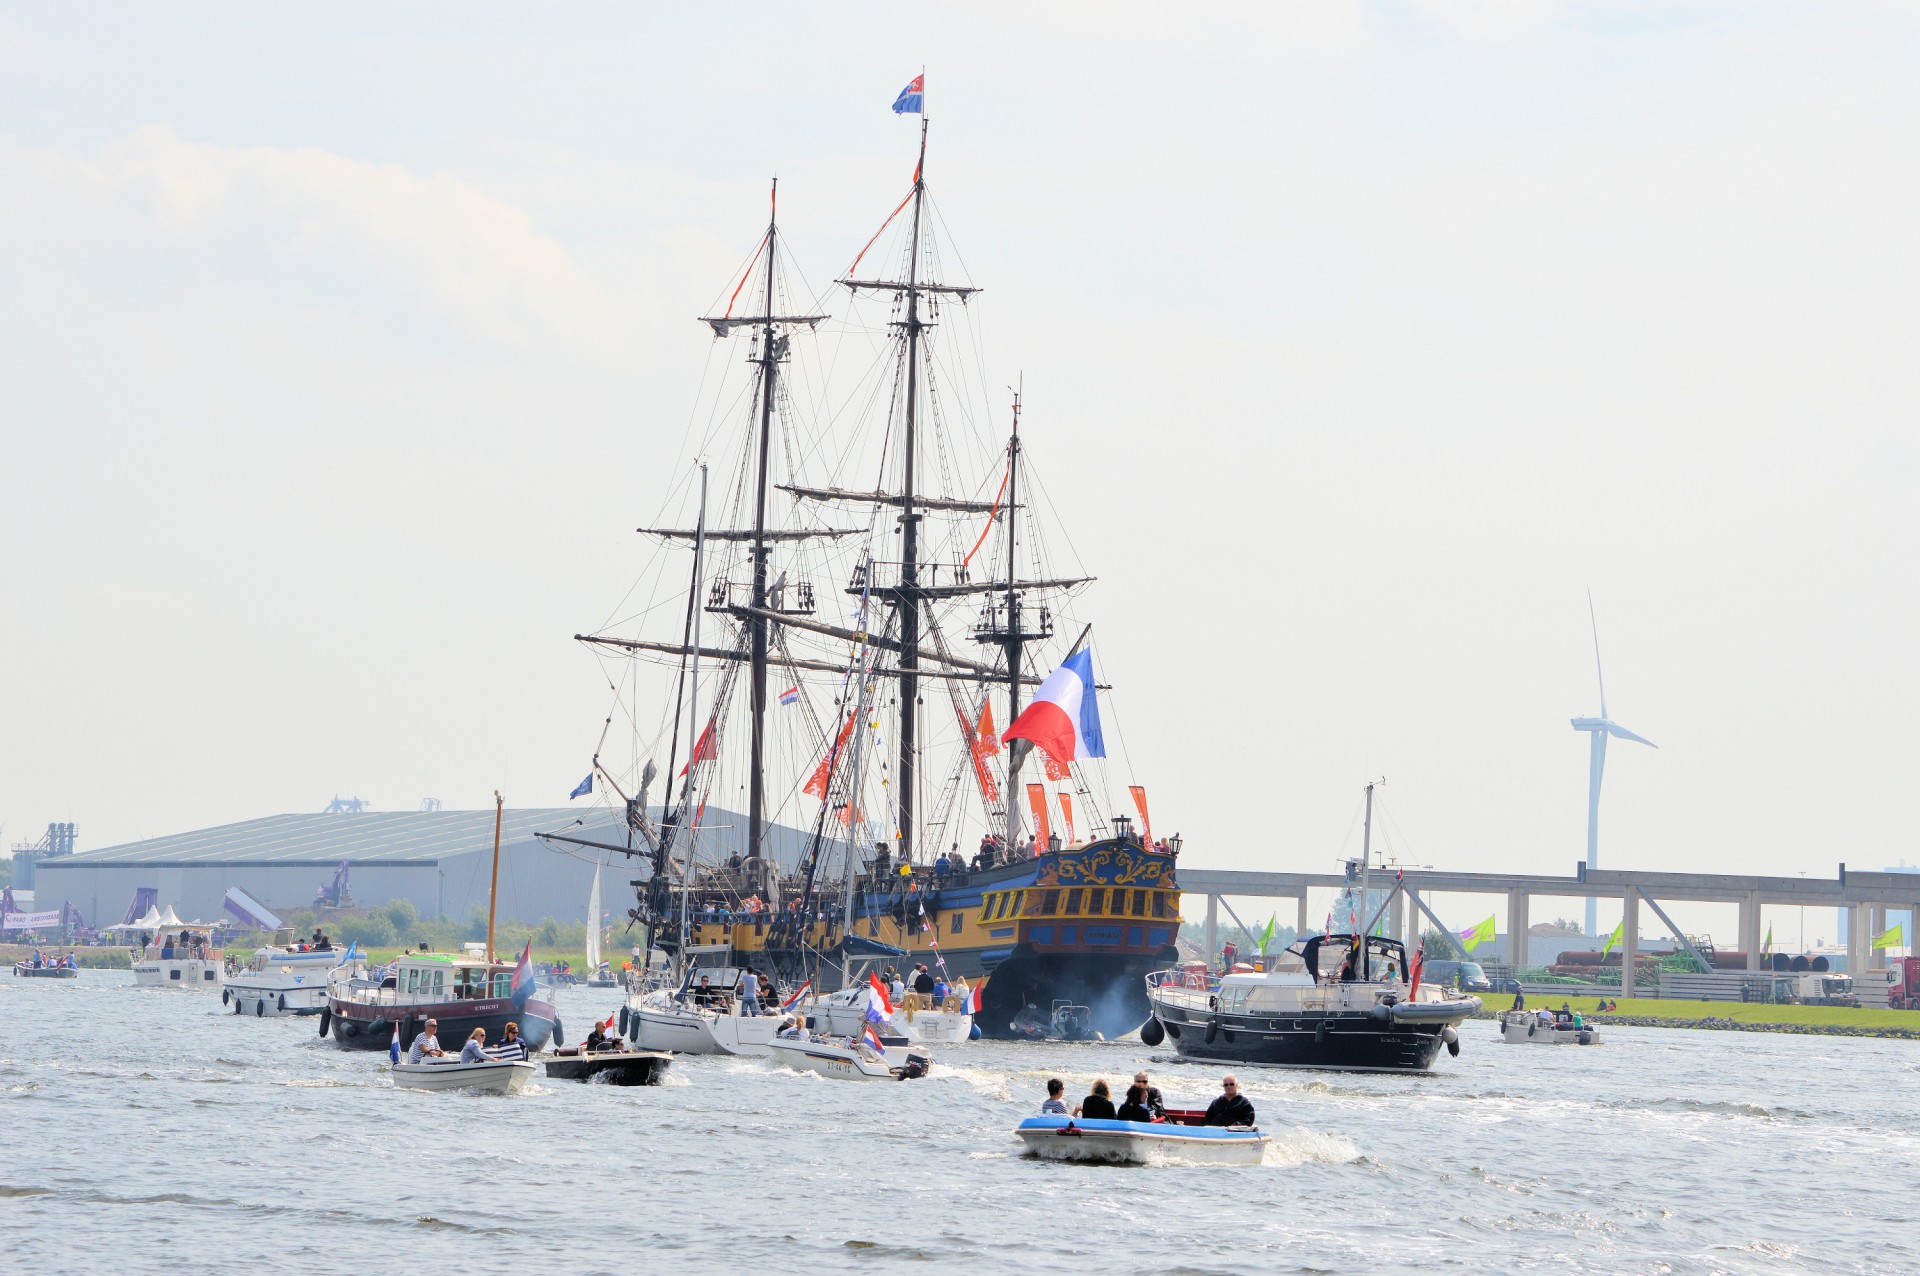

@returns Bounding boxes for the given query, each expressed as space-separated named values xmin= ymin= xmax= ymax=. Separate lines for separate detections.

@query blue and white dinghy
xmin=1014 ymin=1113 xmax=1269 ymax=1166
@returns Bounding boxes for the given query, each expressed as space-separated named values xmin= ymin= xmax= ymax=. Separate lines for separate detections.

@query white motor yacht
xmin=110 ymin=907 xmax=225 ymax=991
xmin=226 ymin=928 xmax=363 ymax=1017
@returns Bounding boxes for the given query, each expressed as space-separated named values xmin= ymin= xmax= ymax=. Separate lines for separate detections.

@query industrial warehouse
xmin=29 ymin=805 xmax=813 ymax=929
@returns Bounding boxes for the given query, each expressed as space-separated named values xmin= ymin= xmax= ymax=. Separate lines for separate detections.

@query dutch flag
xmin=965 ymin=983 xmax=985 ymax=1015
xmin=781 ymin=978 xmax=812 ymax=1012
xmin=778 ymin=687 xmax=799 ymax=707
xmin=863 ymin=1022 xmax=887 ymax=1054
xmin=388 ymin=1020 xmax=401 ymax=1065
xmin=892 ymin=74 xmax=924 ymax=115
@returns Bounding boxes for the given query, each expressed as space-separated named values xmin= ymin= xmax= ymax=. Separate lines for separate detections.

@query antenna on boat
xmin=487 ymin=790 xmax=503 ymax=963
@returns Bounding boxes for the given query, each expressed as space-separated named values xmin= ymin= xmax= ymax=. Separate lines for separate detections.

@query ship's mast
xmin=1001 ymin=390 xmax=1024 ymax=852
xmin=747 ymin=179 xmax=781 ymax=881
xmin=895 ymin=122 xmax=929 ymax=867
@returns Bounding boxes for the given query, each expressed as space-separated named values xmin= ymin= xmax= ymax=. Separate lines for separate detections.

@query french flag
xmin=1002 ymin=648 xmax=1105 ymax=762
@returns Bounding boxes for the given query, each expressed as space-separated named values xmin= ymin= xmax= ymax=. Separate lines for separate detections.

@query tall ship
xmin=555 ymin=110 xmax=1180 ymax=1040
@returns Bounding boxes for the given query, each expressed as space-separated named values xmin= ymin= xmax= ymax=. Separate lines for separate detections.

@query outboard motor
xmin=897 ymin=1052 xmax=932 ymax=1080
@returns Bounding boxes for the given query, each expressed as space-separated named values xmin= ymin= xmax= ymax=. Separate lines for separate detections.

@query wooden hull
xmin=324 ymin=994 xmax=559 ymax=1054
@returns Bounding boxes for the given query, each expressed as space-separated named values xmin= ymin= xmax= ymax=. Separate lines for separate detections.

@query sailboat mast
xmin=486 ymin=790 xmax=503 ymax=963
xmin=1001 ymin=389 xmax=1024 ymax=852
xmin=895 ymin=121 xmax=929 ymax=867
xmin=747 ymin=178 xmax=780 ymax=878
xmin=680 ymin=463 xmax=709 ymax=969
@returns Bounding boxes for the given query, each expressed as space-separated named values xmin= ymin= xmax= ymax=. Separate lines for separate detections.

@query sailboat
xmin=585 ymin=862 xmax=618 ymax=987
xmin=564 ymin=113 xmax=1182 ymax=1043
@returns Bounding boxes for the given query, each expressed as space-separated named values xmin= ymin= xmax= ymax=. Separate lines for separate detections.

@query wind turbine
xmin=1572 ymin=593 xmax=1656 ymax=938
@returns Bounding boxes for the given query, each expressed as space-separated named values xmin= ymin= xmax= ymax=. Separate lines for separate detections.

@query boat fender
xmin=222 ymin=987 xmax=231 ymax=1006
xmin=1204 ymin=1018 xmax=1219 ymax=1045
xmin=552 ymin=1017 xmax=565 ymax=1048
xmin=1442 ymin=1024 xmax=1460 ymax=1057
xmin=277 ymin=993 xmax=286 ymax=1013
xmin=1314 ymin=1022 xmax=1328 ymax=1046
xmin=1140 ymin=1017 xmax=1166 ymax=1047
xmin=969 ymin=1021 xmax=982 ymax=1040
xmin=318 ymin=1007 xmax=332 ymax=1037
xmin=1369 ymin=1004 xmax=1391 ymax=1022
xmin=618 ymin=1006 xmax=630 ymax=1038
xmin=1527 ymin=1021 xmax=1536 ymax=1038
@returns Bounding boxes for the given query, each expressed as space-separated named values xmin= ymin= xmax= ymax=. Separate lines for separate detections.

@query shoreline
xmin=1474 ymin=995 xmax=1920 ymax=1041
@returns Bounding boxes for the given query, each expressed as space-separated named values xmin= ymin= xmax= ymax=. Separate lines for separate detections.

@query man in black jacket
xmin=1204 ymin=1075 xmax=1256 ymax=1127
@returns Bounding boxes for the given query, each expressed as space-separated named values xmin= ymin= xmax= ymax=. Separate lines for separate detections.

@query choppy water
xmin=6 ymin=973 xmax=1918 ymax=1273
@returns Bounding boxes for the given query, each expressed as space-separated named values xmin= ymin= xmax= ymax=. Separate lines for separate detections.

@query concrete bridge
xmin=1179 ymin=862 xmax=1920 ymax=999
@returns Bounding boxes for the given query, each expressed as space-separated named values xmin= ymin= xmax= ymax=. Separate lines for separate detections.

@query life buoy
xmin=318 ymin=1007 xmax=332 ymax=1037
xmin=1140 ymin=1017 xmax=1166 ymax=1047
xmin=1204 ymin=1019 xmax=1219 ymax=1045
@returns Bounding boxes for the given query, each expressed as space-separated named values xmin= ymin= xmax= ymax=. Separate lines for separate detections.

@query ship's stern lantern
xmin=1110 ymin=814 xmax=1136 ymax=844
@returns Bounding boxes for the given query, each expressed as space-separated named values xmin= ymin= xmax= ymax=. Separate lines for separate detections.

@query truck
xmin=1884 ymin=957 xmax=1920 ymax=1010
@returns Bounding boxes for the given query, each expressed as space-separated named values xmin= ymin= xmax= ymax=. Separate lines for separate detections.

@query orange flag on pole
xmin=960 ymin=700 xmax=1000 ymax=803
xmin=1026 ymin=784 xmax=1052 ymax=847
xmin=805 ymin=713 xmax=857 ymax=797
xmin=1057 ymin=792 xmax=1075 ymax=844
xmin=1128 ymin=785 xmax=1153 ymax=844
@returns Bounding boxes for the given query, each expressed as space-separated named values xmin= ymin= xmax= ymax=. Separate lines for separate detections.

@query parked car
xmin=1422 ymin=959 xmax=1492 ymax=993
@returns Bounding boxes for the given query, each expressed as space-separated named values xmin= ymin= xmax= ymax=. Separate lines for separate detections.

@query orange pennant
xmin=1128 ymin=785 xmax=1152 ymax=845
xmin=1057 ymin=792 xmax=1075 ymax=844
xmin=1026 ymin=783 xmax=1052 ymax=847
xmin=805 ymin=713 xmax=857 ymax=797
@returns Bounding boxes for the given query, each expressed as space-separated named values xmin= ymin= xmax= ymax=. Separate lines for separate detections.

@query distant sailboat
xmin=585 ymin=862 xmax=617 ymax=986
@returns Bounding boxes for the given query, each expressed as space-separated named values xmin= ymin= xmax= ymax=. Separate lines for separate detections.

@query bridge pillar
xmin=1204 ymin=894 xmax=1219 ymax=969
xmin=1619 ymin=890 xmax=1639 ymax=1000
xmin=1506 ymin=889 xmax=1529 ymax=971
xmin=1742 ymin=890 xmax=1764 ymax=970
xmin=1848 ymin=902 xmax=1871 ymax=978
xmin=1872 ymin=905 xmax=1889 ymax=969
xmin=1388 ymin=890 xmax=1405 ymax=948
xmin=1296 ymin=892 xmax=1309 ymax=940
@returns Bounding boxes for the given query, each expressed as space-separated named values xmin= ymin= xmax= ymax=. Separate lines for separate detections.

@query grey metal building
xmin=34 ymin=805 xmax=816 ymax=929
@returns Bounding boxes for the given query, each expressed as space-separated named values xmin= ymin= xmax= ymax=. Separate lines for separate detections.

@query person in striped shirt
xmin=485 ymin=1021 xmax=530 ymax=1062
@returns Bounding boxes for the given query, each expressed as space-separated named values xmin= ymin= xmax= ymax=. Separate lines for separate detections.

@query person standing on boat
xmin=407 ymin=1019 xmax=445 ymax=1063
xmin=1204 ymin=1076 xmax=1255 ymax=1127
xmin=459 ymin=1028 xmax=489 ymax=1063
xmin=1132 ymin=1071 xmax=1166 ymax=1118
xmin=739 ymin=968 xmax=762 ymax=1016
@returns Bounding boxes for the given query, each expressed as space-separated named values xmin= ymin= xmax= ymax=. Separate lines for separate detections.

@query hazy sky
xmin=4 ymin=4 xmax=1917 ymax=940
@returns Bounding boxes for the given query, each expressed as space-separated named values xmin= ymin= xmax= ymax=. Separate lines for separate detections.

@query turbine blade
xmin=1605 ymin=721 xmax=1657 ymax=748
xmin=1588 ymin=588 xmax=1608 ymax=719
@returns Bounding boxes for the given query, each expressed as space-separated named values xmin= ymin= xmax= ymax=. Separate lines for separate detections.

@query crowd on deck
xmin=19 ymin=949 xmax=77 ymax=969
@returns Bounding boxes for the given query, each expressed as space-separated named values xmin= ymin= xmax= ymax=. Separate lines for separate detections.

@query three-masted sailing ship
xmin=560 ymin=117 xmax=1181 ymax=1041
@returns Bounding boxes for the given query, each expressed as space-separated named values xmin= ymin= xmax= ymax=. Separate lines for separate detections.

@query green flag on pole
xmin=1874 ymin=924 xmax=1904 ymax=951
xmin=1257 ymin=914 xmax=1277 ymax=954
xmin=1601 ymin=920 xmax=1625 ymax=957
xmin=1458 ymin=915 xmax=1497 ymax=953
xmin=1761 ymin=924 xmax=1772 ymax=960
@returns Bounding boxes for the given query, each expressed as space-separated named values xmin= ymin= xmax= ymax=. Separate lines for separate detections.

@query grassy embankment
xmin=1519 ymin=994 xmax=1920 ymax=1032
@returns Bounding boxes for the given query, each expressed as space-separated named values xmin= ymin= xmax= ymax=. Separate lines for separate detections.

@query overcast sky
xmin=4 ymin=4 xmax=1916 ymax=941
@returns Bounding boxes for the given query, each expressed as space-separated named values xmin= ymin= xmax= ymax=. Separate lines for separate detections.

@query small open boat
xmin=766 ymin=1036 xmax=933 ymax=1082
xmin=1015 ymin=1111 xmax=1270 ymax=1166
xmin=12 ymin=962 xmax=78 ymax=979
xmin=390 ymin=1058 xmax=537 ymax=1094
xmin=1497 ymin=1011 xmax=1601 ymax=1045
xmin=544 ymin=1048 xmax=673 ymax=1086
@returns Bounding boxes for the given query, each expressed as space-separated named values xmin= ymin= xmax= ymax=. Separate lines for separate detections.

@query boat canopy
xmin=1292 ymin=933 xmax=1408 ymax=982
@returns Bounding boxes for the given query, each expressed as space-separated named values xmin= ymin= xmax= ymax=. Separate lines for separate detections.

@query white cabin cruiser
xmin=226 ymin=929 xmax=363 ymax=1017
xmin=625 ymin=962 xmax=783 ymax=1056
xmin=112 ymin=907 xmax=225 ymax=991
